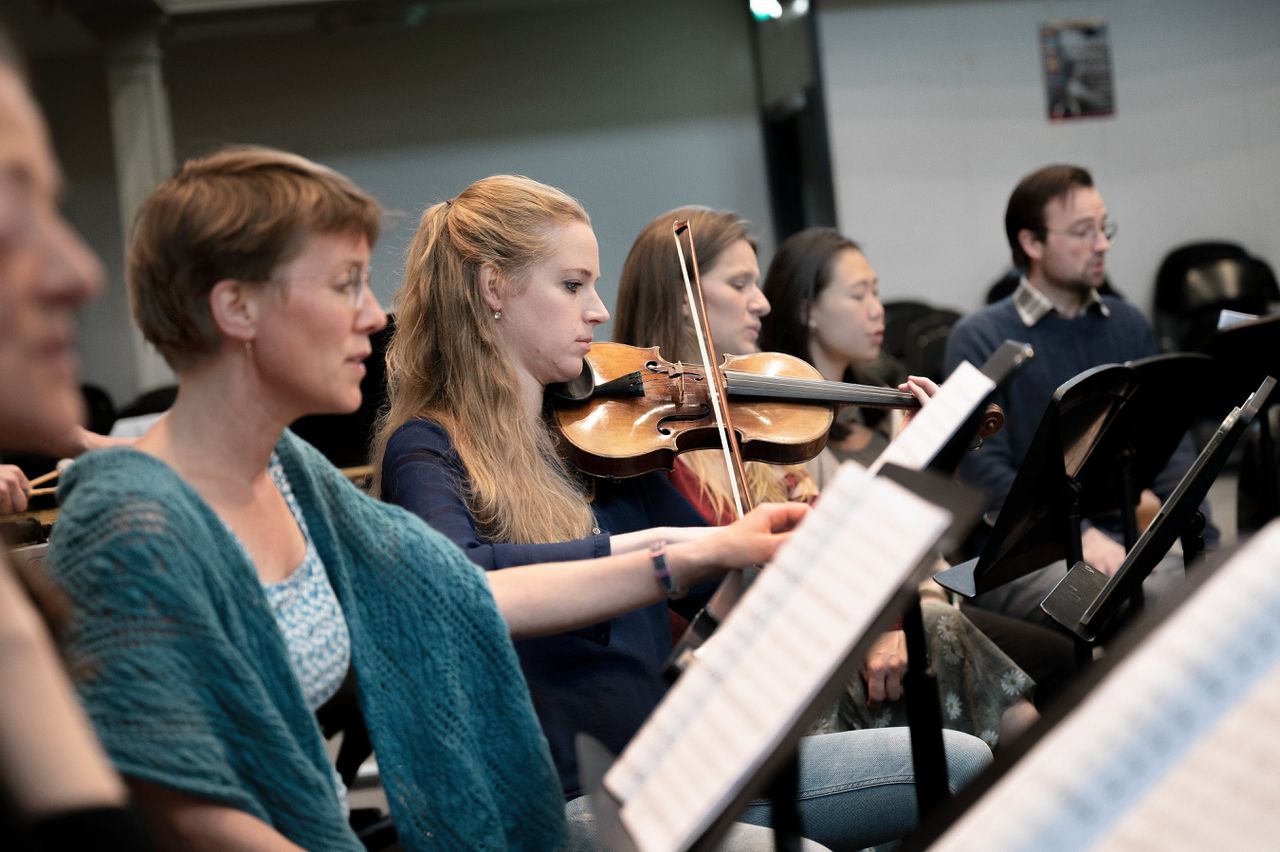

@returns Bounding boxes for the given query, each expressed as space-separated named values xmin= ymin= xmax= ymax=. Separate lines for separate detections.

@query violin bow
xmin=672 ymin=219 xmax=753 ymax=519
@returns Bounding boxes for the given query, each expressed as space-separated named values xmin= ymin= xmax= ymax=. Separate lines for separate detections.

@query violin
xmin=551 ymin=341 xmax=922 ymax=478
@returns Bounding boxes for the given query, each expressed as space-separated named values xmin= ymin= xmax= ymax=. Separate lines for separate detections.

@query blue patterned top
xmin=50 ymin=431 xmax=567 ymax=850
xmin=261 ymin=454 xmax=352 ymax=713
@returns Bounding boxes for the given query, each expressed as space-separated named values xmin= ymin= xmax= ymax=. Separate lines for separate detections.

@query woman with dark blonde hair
xmin=612 ymin=206 xmax=809 ymax=514
xmin=378 ymin=180 xmax=993 ymax=851
xmin=44 ymin=151 xmax=803 ymax=852
xmin=615 ymin=209 xmax=1039 ymax=748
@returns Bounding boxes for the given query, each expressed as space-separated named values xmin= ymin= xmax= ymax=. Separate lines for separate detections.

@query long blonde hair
xmin=371 ymin=175 xmax=596 ymax=543
xmin=613 ymin=206 xmax=803 ymax=520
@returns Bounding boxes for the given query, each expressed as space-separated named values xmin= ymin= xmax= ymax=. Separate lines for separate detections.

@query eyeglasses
xmin=331 ymin=265 xmax=372 ymax=311
xmin=1044 ymin=220 xmax=1118 ymax=245
xmin=275 ymin=264 xmax=372 ymax=310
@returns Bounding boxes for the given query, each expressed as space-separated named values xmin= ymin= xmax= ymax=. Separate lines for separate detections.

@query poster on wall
xmin=1040 ymin=19 xmax=1115 ymax=121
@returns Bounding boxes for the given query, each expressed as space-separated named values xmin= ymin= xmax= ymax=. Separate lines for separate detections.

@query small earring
xmin=244 ymin=340 xmax=254 ymax=357
xmin=494 ymin=310 xmax=503 ymax=320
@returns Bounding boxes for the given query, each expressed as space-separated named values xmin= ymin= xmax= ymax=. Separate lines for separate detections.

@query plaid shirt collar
xmin=1012 ymin=276 xmax=1110 ymax=327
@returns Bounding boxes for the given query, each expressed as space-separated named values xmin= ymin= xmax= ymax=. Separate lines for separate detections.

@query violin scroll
xmin=978 ymin=403 xmax=1005 ymax=439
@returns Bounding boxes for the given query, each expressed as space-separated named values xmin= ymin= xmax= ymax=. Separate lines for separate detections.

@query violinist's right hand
xmin=676 ymin=502 xmax=808 ymax=585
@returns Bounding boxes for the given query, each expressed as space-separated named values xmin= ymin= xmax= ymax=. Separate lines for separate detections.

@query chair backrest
xmin=905 ymin=308 xmax=961 ymax=380
xmin=882 ymin=299 xmax=935 ymax=360
xmin=1153 ymin=241 xmax=1279 ymax=351
xmin=884 ymin=300 xmax=961 ymax=380
xmin=116 ymin=384 xmax=178 ymax=420
xmin=80 ymin=383 xmax=117 ymax=436
xmin=290 ymin=315 xmax=395 ymax=468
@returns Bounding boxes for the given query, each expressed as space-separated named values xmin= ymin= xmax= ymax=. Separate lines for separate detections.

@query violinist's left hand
xmin=896 ymin=375 xmax=940 ymax=434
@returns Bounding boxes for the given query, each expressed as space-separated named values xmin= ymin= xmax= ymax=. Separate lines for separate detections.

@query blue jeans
xmin=737 ymin=728 xmax=991 ymax=851
xmin=563 ymin=728 xmax=990 ymax=852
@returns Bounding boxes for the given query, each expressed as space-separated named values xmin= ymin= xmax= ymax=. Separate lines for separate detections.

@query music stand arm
xmin=902 ymin=594 xmax=950 ymax=820
xmin=1116 ymin=448 xmax=1145 ymax=614
xmin=1181 ymin=510 xmax=1206 ymax=566
xmin=764 ymin=749 xmax=805 ymax=852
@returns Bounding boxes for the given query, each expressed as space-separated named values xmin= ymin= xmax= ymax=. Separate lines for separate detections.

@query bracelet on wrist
xmin=650 ymin=540 xmax=685 ymax=600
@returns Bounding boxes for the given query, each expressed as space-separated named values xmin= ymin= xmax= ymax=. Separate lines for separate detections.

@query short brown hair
xmin=128 ymin=146 xmax=381 ymax=370
xmin=612 ymin=205 xmax=756 ymax=362
xmin=1004 ymin=164 xmax=1093 ymax=270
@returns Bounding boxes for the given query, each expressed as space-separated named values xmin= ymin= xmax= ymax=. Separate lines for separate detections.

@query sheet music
xmin=870 ymin=361 xmax=995 ymax=475
xmin=929 ymin=522 xmax=1280 ymax=852
xmin=1217 ymin=308 xmax=1258 ymax=331
xmin=604 ymin=464 xmax=952 ymax=852
xmin=1102 ymin=663 xmax=1280 ymax=850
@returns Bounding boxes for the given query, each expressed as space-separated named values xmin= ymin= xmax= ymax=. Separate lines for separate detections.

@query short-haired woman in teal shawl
xmin=46 ymin=146 xmax=805 ymax=851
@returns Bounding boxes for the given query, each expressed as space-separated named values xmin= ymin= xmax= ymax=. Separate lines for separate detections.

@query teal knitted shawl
xmin=48 ymin=431 xmax=566 ymax=850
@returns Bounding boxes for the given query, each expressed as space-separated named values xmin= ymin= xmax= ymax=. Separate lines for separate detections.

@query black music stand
xmin=578 ymin=466 xmax=984 ymax=852
xmin=880 ymin=466 xmax=986 ymax=820
xmin=903 ymin=525 xmax=1277 ymax=852
xmin=925 ymin=341 xmax=1036 ymax=476
xmin=1072 ymin=352 xmax=1221 ymax=614
xmin=934 ymin=352 xmax=1218 ymax=600
xmin=1041 ymin=376 xmax=1275 ymax=643
xmin=1201 ymin=314 xmax=1280 ymax=524
xmin=933 ymin=363 xmax=1140 ymax=599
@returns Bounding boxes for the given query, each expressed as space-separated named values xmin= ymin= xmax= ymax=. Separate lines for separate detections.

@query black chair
xmin=883 ymin=300 xmax=960 ymax=380
xmin=117 ymin=385 xmax=179 ymax=419
xmin=291 ymin=315 xmax=395 ymax=470
xmin=1153 ymin=241 xmax=1279 ymax=352
xmin=904 ymin=307 xmax=961 ymax=380
xmin=80 ymin=383 xmax=117 ymax=436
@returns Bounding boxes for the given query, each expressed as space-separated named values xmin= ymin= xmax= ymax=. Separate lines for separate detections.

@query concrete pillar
xmin=103 ymin=25 xmax=175 ymax=395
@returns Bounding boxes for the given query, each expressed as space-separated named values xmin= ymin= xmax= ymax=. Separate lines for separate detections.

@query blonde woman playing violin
xmin=375 ymin=176 xmax=992 ymax=852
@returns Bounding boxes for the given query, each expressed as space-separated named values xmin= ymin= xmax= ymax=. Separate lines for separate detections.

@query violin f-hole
xmin=656 ymin=405 xmax=712 ymax=436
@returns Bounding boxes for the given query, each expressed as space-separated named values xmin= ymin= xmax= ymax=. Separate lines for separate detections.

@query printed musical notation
xmin=929 ymin=523 xmax=1280 ymax=851
xmin=605 ymin=464 xmax=952 ymax=851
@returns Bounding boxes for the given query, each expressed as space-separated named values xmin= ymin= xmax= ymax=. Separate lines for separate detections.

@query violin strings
xmin=627 ymin=368 xmax=915 ymax=404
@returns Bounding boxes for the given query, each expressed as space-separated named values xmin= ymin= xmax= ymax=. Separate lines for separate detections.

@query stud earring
xmin=494 ymin=310 xmax=503 ymax=320
xmin=245 ymin=340 xmax=254 ymax=357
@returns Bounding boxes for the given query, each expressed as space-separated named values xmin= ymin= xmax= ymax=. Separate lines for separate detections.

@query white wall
xmin=32 ymin=0 xmax=772 ymax=405
xmin=818 ymin=0 xmax=1280 ymax=315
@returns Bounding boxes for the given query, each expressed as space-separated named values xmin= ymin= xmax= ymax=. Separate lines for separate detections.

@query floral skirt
xmin=813 ymin=600 xmax=1034 ymax=748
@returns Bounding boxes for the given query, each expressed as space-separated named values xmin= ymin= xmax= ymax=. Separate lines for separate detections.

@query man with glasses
xmin=944 ymin=163 xmax=1213 ymax=621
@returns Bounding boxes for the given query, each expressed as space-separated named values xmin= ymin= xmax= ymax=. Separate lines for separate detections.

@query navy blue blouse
xmin=381 ymin=418 xmax=708 ymax=798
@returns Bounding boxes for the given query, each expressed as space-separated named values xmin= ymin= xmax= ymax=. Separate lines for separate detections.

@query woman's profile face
xmin=807 ymin=248 xmax=884 ymax=369
xmin=495 ymin=219 xmax=608 ymax=389
xmin=251 ymin=230 xmax=387 ymax=417
xmin=0 ymin=69 xmax=102 ymax=448
xmin=697 ymin=238 xmax=769 ymax=357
